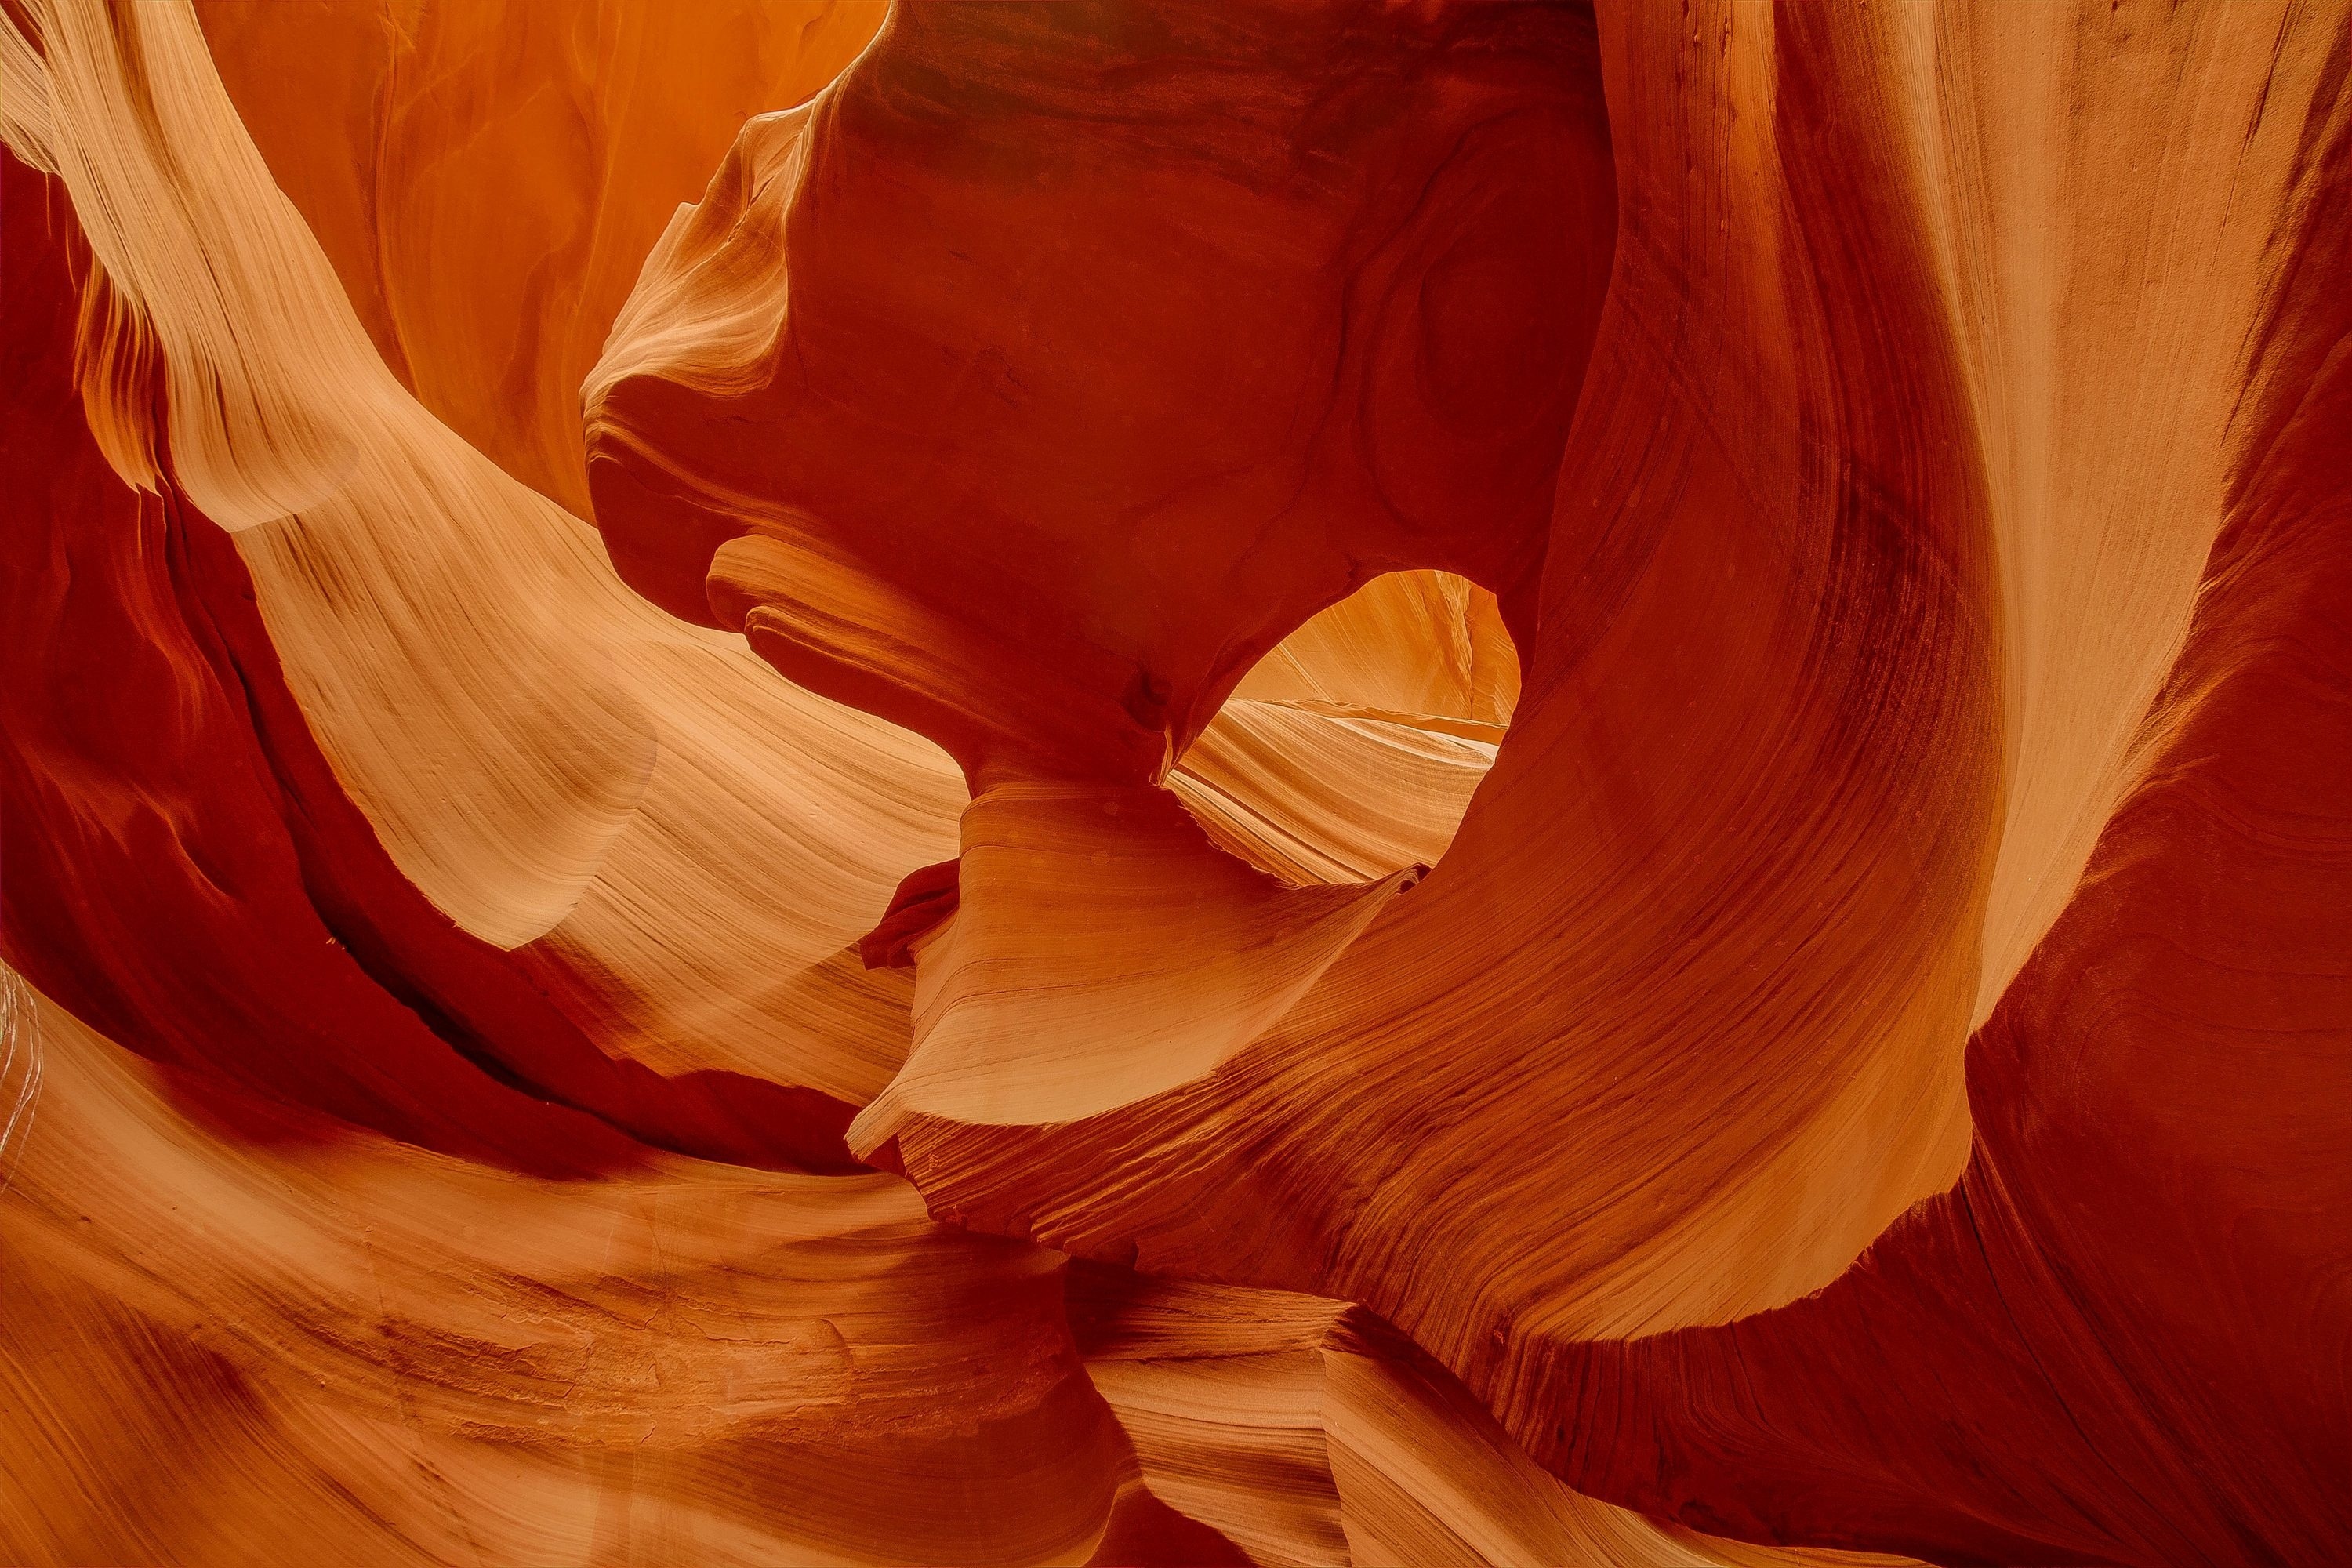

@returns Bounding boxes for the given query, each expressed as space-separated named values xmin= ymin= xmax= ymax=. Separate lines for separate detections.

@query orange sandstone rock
xmin=2 ymin=0 xmax=2347 ymax=1563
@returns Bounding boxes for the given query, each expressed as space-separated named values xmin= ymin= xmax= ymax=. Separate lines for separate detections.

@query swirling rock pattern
xmin=1 ymin=0 xmax=2344 ymax=1564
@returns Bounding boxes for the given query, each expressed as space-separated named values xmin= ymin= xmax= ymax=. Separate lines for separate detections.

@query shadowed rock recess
xmin=2 ymin=1 xmax=2344 ymax=1563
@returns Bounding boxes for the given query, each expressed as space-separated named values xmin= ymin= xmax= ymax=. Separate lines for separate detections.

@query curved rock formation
xmin=2 ymin=0 xmax=2346 ymax=1563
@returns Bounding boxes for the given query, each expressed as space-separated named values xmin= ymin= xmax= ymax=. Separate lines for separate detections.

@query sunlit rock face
xmin=2 ymin=1 xmax=2346 ymax=1564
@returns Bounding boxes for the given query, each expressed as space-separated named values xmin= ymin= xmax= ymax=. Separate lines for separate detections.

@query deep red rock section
xmin=1546 ymin=96 xmax=2352 ymax=1559
xmin=2 ymin=153 xmax=863 ymax=1178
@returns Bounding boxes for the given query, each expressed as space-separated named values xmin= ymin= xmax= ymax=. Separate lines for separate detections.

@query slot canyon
xmin=2 ymin=2 xmax=2347 ymax=1563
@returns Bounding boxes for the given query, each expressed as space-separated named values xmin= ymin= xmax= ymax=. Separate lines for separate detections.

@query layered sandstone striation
xmin=2 ymin=0 xmax=2345 ymax=1563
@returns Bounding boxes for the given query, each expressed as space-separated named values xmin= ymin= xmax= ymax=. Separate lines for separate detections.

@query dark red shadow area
xmin=1534 ymin=70 xmax=2352 ymax=1566
xmin=2 ymin=151 xmax=862 ymax=1178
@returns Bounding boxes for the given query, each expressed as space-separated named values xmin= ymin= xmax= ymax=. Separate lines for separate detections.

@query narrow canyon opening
xmin=1170 ymin=569 xmax=1519 ymax=887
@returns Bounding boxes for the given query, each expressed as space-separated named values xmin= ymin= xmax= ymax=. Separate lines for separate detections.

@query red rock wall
xmin=2 ymin=0 xmax=2345 ymax=1563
